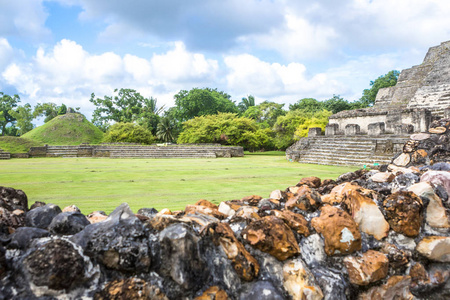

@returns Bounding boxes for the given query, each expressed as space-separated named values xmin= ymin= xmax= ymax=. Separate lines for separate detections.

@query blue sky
xmin=1 ymin=0 xmax=450 ymax=119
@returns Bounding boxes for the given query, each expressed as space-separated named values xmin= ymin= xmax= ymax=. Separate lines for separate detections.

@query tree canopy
xmin=103 ymin=122 xmax=155 ymax=144
xmin=360 ymin=70 xmax=400 ymax=107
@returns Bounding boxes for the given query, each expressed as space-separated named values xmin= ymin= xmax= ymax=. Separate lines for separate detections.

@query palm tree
xmin=156 ymin=117 xmax=175 ymax=142
xmin=238 ymin=95 xmax=255 ymax=113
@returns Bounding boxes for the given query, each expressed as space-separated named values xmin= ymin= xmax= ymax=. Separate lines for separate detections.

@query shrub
xmin=103 ymin=122 xmax=155 ymax=144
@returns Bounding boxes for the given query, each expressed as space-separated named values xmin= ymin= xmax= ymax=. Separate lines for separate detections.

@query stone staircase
xmin=104 ymin=146 xmax=217 ymax=159
xmin=0 ymin=148 xmax=11 ymax=160
xmin=46 ymin=146 xmax=78 ymax=158
xmin=286 ymin=135 xmax=409 ymax=167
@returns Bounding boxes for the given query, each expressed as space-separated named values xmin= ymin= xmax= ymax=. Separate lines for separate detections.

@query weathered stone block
xmin=325 ymin=124 xmax=338 ymax=136
xmin=345 ymin=124 xmax=360 ymax=136
xmin=394 ymin=124 xmax=414 ymax=135
xmin=307 ymin=127 xmax=322 ymax=137
xmin=445 ymin=107 xmax=450 ymax=118
xmin=368 ymin=122 xmax=385 ymax=136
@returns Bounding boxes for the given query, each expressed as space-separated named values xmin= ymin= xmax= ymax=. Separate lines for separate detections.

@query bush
xmin=103 ymin=122 xmax=155 ymax=144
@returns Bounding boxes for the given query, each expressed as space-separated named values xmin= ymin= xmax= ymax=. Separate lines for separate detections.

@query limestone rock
xmin=383 ymin=191 xmax=423 ymax=237
xmin=429 ymin=126 xmax=447 ymax=134
xmin=269 ymin=189 xmax=283 ymax=200
xmin=71 ymin=203 xmax=150 ymax=273
xmin=86 ymin=211 xmax=108 ymax=223
xmin=218 ymin=202 xmax=235 ymax=217
xmin=185 ymin=204 xmax=227 ymax=220
xmin=297 ymin=176 xmax=321 ymax=188
xmin=241 ymin=195 xmax=263 ymax=206
xmin=421 ymin=170 xmax=450 ymax=204
xmin=411 ymin=133 xmax=431 ymax=140
xmin=344 ymin=250 xmax=389 ymax=286
xmin=311 ymin=205 xmax=361 ymax=256
xmin=393 ymin=153 xmax=411 ymax=166
xmin=239 ymin=281 xmax=285 ymax=300
xmin=311 ymin=267 xmax=351 ymax=300
xmin=408 ymin=182 xmax=450 ymax=228
xmin=299 ymin=234 xmax=326 ymax=267
xmin=21 ymin=237 xmax=99 ymax=297
xmin=209 ymin=222 xmax=259 ymax=281
xmin=195 ymin=286 xmax=228 ymax=300
xmin=358 ymin=275 xmax=414 ymax=300
xmin=242 ymin=215 xmax=299 ymax=261
xmin=235 ymin=205 xmax=260 ymax=220
xmin=283 ymin=258 xmax=324 ymax=300
xmin=95 ymin=278 xmax=168 ymax=300
xmin=380 ymin=243 xmax=409 ymax=269
xmin=0 ymin=186 xmax=28 ymax=212
xmin=48 ymin=212 xmax=90 ymax=235
xmin=369 ymin=172 xmax=395 ymax=183
xmin=416 ymin=236 xmax=450 ymax=262
xmin=25 ymin=203 xmax=62 ymax=229
xmin=157 ymin=208 xmax=172 ymax=215
xmin=62 ymin=205 xmax=81 ymax=213
xmin=273 ymin=209 xmax=310 ymax=237
xmin=8 ymin=227 xmax=51 ymax=250
xmin=285 ymin=185 xmax=322 ymax=212
xmin=322 ymin=182 xmax=378 ymax=206
xmin=158 ymin=223 xmax=206 ymax=290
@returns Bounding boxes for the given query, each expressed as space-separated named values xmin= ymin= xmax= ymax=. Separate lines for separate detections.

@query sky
xmin=1 ymin=0 xmax=450 ymax=120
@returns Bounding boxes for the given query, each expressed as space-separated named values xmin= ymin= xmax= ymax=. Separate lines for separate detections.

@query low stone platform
xmin=28 ymin=144 xmax=244 ymax=159
xmin=286 ymin=135 xmax=409 ymax=166
xmin=0 ymin=148 xmax=11 ymax=160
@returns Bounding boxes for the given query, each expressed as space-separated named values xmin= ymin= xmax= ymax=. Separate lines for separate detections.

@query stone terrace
xmin=0 ymin=148 xmax=10 ymax=160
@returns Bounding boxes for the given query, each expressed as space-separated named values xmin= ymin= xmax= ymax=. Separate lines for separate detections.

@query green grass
xmin=22 ymin=113 xmax=104 ymax=145
xmin=0 ymin=156 xmax=356 ymax=215
xmin=0 ymin=136 xmax=44 ymax=153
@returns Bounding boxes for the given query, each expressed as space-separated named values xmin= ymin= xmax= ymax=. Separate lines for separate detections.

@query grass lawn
xmin=0 ymin=152 xmax=356 ymax=214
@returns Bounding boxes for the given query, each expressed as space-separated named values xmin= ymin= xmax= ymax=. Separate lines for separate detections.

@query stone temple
xmin=287 ymin=40 xmax=450 ymax=166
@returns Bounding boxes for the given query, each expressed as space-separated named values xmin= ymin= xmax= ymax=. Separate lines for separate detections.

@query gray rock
xmin=391 ymin=173 xmax=420 ymax=191
xmin=0 ymin=186 xmax=28 ymax=212
xmin=25 ymin=204 xmax=62 ymax=229
xmin=48 ymin=212 xmax=90 ymax=235
xmin=311 ymin=267 xmax=354 ymax=300
xmin=137 ymin=207 xmax=158 ymax=217
xmin=8 ymin=227 xmax=50 ymax=250
xmin=239 ymin=281 xmax=285 ymax=300
xmin=71 ymin=203 xmax=150 ymax=273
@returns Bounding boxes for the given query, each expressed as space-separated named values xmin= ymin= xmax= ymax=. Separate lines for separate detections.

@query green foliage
xmin=360 ymin=70 xmax=400 ymax=107
xmin=238 ymin=95 xmax=255 ymax=113
xmin=90 ymin=88 xmax=162 ymax=132
xmin=156 ymin=117 xmax=176 ymax=142
xmin=243 ymin=101 xmax=285 ymax=128
xmin=23 ymin=113 xmax=104 ymax=145
xmin=58 ymin=104 xmax=67 ymax=115
xmin=9 ymin=103 xmax=34 ymax=135
xmin=273 ymin=109 xmax=308 ymax=149
xmin=322 ymin=95 xmax=353 ymax=114
xmin=0 ymin=136 xmax=43 ymax=153
xmin=294 ymin=110 xmax=332 ymax=138
xmin=289 ymin=98 xmax=323 ymax=112
xmin=33 ymin=103 xmax=60 ymax=123
xmin=240 ymin=128 xmax=274 ymax=151
xmin=103 ymin=122 xmax=155 ymax=145
xmin=172 ymin=88 xmax=239 ymax=122
xmin=0 ymin=92 xmax=20 ymax=136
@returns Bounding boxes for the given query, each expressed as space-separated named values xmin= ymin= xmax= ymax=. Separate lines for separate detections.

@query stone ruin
xmin=1 ymin=134 xmax=450 ymax=299
xmin=287 ymin=40 xmax=450 ymax=166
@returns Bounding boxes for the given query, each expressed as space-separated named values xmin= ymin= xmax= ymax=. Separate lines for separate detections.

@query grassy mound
xmin=0 ymin=136 xmax=44 ymax=153
xmin=22 ymin=113 xmax=104 ymax=145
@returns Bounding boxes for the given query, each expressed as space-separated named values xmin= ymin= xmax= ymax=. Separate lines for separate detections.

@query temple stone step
xmin=0 ymin=149 xmax=11 ymax=160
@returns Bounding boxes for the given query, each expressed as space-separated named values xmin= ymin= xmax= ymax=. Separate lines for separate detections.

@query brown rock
xmin=393 ymin=153 xmax=411 ymax=167
xmin=86 ymin=211 xmax=108 ymax=224
xmin=209 ymin=223 xmax=259 ymax=281
xmin=403 ymin=140 xmax=418 ymax=153
xmin=408 ymin=182 xmax=450 ymax=228
xmin=416 ymin=236 xmax=450 ymax=262
xmin=241 ymin=195 xmax=263 ymax=206
xmin=359 ymin=275 xmax=413 ymax=300
xmin=283 ymin=258 xmax=324 ymax=300
xmin=0 ymin=207 xmax=25 ymax=233
xmin=269 ymin=189 xmax=283 ymax=200
xmin=285 ymin=185 xmax=322 ymax=212
xmin=94 ymin=278 xmax=168 ymax=300
xmin=195 ymin=199 xmax=219 ymax=210
xmin=429 ymin=126 xmax=447 ymax=134
xmin=411 ymin=149 xmax=428 ymax=165
xmin=217 ymin=202 xmax=235 ymax=217
xmin=383 ymin=191 xmax=423 ymax=237
xmin=410 ymin=262 xmax=450 ymax=296
xmin=297 ymin=176 xmax=321 ymax=188
xmin=311 ymin=205 xmax=361 ymax=256
xmin=380 ymin=243 xmax=409 ymax=269
xmin=344 ymin=250 xmax=389 ymax=286
xmin=185 ymin=204 xmax=227 ymax=220
xmin=273 ymin=210 xmax=310 ymax=237
xmin=242 ymin=215 xmax=299 ymax=261
xmin=0 ymin=186 xmax=28 ymax=212
xmin=370 ymin=172 xmax=395 ymax=183
xmin=322 ymin=182 xmax=378 ymax=207
xmin=62 ymin=205 xmax=81 ymax=213
xmin=156 ymin=208 xmax=172 ymax=216
xmin=234 ymin=206 xmax=260 ymax=220
xmin=195 ymin=286 xmax=228 ymax=300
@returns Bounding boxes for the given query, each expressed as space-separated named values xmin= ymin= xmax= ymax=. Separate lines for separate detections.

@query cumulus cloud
xmin=1 ymin=39 xmax=219 ymax=117
xmin=0 ymin=0 xmax=50 ymax=40
xmin=0 ymin=38 xmax=14 ymax=71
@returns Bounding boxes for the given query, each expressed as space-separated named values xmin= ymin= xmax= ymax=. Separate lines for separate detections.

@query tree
xmin=322 ymin=95 xmax=353 ymax=114
xmin=172 ymin=88 xmax=239 ymax=122
xmin=90 ymin=88 xmax=162 ymax=132
xmin=156 ymin=117 xmax=175 ymax=142
xmin=58 ymin=103 xmax=67 ymax=115
xmin=289 ymin=98 xmax=324 ymax=113
xmin=360 ymin=70 xmax=400 ymax=107
xmin=33 ymin=103 xmax=60 ymax=123
xmin=0 ymin=92 xmax=20 ymax=136
xmin=103 ymin=122 xmax=155 ymax=144
xmin=238 ymin=95 xmax=255 ymax=113
xmin=9 ymin=103 xmax=34 ymax=135
xmin=293 ymin=110 xmax=332 ymax=138
xmin=243 ymin=100 xmax=285 ymax=128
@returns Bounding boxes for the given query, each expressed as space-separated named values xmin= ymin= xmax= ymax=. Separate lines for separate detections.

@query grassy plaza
xmin=0 ymin=152 xmax=356 ymax=214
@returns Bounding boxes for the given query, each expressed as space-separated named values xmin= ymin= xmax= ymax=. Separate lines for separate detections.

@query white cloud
xmin=1 ymin=39 xmax=219 ymax=118
xmin=0 ymin=38 xmax=14 ymax=71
